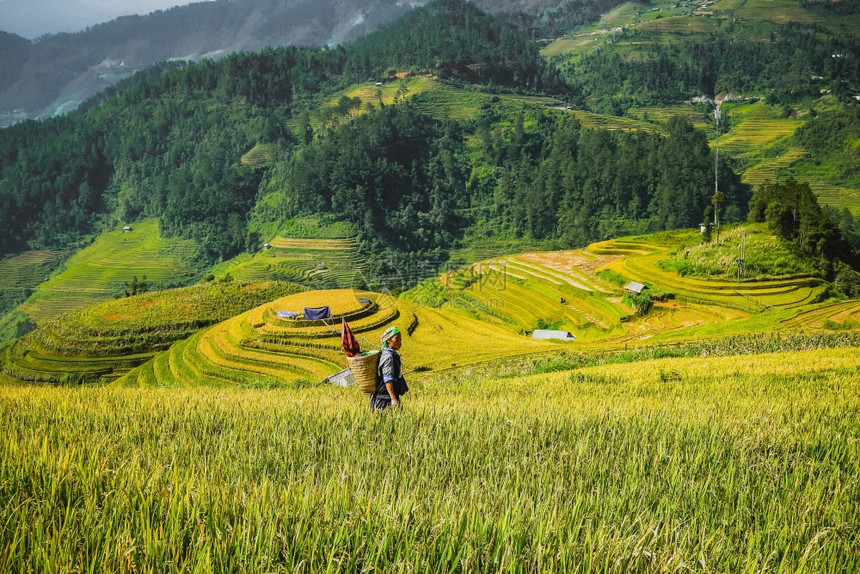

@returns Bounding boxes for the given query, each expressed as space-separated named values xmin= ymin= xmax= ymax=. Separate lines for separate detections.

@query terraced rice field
xmin=118 ymin=287 xmax=555 ymax=387
xmin=597 ymin=238 xmax=826 ymax=314
xmin=16 ymin=219 xmax=198 ymax=325
xmin=438 ymin=262 xmax=617 ymax=334
xmin=743 ymin=158 xmax=860 ymax=216
xmin=6 ymin=228 xmax=852 ymax=389
xmin=780 ymin=300 xmax=860 ymax=330
xmin=634 ymin=15 xmax=714 ymax=34
xmin=541 ymin=33 xmax=607 ymax=59
xmin=341 ymin=77 xmax=437 ymax=108
xmin=1 ymin=282 xmax=301 ymax=386
xmin=240 ymin=143 xmax=276 ymax=167
xmin=730 ymin=0 xmax=818 ymax=25
xmin=712 ymin=103 xmax=857 ymax=210
xmin=0 ymin=250 xmax=63 ymax=291
xmin=409 ymin=235 xmax=827 ymax=349
xmin=210 ymin=236 xmax=365 ymax=288
xmin=0 ymin=250 xmax=65 ymax=318
xmin=626 ymin=105 xmax=709 ymax=129
xmin=806 ymin=182 xmax=860 ymax=217
xmin=740 ymin=148 xmax=805 ymax=189
xmin=567 ymin=109 xmax=651 ymax=132
xmin=714 ymin=102 xmax=860 ymax=213
xmin=716 ymin=105 xmax=801 ymax=157
xmin=405 ymin=84 xmax=491 ymax=121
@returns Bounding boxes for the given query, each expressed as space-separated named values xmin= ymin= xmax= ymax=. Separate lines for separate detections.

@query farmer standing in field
xmin=371 ymin=326 xmax=409 ymax=411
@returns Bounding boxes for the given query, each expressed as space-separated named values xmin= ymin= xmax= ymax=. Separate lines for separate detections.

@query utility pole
xmin=714 ymin=101 xmax=721 ymax=226
xmin=737 ymin=231 xmax=746 ymax=282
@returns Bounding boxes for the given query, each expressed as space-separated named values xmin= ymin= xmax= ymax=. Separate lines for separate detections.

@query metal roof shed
xmin=532 ymin=330 xmax=576 ymax=341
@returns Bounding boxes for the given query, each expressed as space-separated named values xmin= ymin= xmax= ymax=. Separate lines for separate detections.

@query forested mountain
xmin=794 ymin=105 xmax=860 ymax=189
xmin=270 ymin=103 xmax=746 ymax=258
xmin=0 ymin=0 xmax=415 ymax=126
xmin=552 ymin=1 xmax=860 ymax=115
xmin=0 ymin=0 xmax=749 ymax=274
xmin=0 ymin=0 xmax=629 ymax=126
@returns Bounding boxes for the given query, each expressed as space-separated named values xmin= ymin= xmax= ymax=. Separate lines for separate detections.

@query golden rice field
xmin=113 ymin=287 xmax=556 ymax=388
xmin=3 ymin=226 xmax=860 ymax=571
xmin=4 ymin=224 xmax=854 ymax=389
xmin=715 ymin=107 xmax=801 ymax=158
xmin=145 ymin=231 xmax=842 ymax=388
xmin=1 ymin=346 xmax=858 ymax=572
xmin=0 ymin=282 xmax=303 ymax=386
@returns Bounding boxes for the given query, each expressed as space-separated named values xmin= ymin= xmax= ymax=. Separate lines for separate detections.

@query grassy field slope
xmin=208 ymin=216 xmax=366 ymax=289
xmin=6 ymin=219 xmax=199 ymax=330
xmin=0 ymin=249 xmax=65 ymax=311
xmin=2 ymin=345 xmax=857 ymax=571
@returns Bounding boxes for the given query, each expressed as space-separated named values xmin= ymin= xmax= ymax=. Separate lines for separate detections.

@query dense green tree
xmin=748 ymin=178 xmax=857 ymax=270
xmin=343 ymin=0 xmax=565 ymax=93
xmin=561 ymin=22 xmax=860 ymax=113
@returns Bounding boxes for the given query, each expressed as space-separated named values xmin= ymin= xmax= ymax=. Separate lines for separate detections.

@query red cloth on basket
xmin=341 ymin=317 xmax=360 ymax=357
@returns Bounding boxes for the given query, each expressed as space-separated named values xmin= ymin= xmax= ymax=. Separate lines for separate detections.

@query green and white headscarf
xmin=380 ymin=326 xmax=400 ymax=347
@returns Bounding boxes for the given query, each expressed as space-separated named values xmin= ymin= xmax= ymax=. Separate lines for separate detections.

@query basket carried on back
xmin=347 ymin=350 xmax=380 ymax=393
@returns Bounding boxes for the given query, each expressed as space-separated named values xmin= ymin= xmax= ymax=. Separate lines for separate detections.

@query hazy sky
xmin=1 ymin=0 xmax=205 ymax=39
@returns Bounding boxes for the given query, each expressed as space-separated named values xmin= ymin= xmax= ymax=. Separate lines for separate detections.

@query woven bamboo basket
xmin=347 ymin=350 xmax=380 ymax=393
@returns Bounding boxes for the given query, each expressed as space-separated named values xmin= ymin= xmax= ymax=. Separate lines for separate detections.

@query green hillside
xmin=213 ymin=237 xmax=363 ymax=288
xmin=3 ymin=224 xmax=859 ymax=574
xmin=10 ymin=219 xmax=199 ymax=328
xmin=541 ymin=0 xmax=860 ymax=218
xmin=1 ymin=0 xmax=857 ymax=341
xmin=1 ymin=0 xmax=755 ymax=288
xmin=0 ymin=250 xmax=65 ymax=316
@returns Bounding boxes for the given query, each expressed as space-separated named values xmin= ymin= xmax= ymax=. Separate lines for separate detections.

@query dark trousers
xmin=369 ymin=395 xmax=398 ymax=411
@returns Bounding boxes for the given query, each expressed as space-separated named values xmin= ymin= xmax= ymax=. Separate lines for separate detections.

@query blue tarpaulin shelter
xmin=304 ymin=306 xmax=331 ymax=320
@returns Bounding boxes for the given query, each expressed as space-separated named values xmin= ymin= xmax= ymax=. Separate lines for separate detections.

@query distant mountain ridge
xmin=0 ymin=0 xmax=424 ymax=126
xmin=0 ymin=0 xmax=621 ymax=126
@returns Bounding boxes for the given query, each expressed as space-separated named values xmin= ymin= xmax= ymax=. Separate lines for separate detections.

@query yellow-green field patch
xmin=717 ymin=115 xmax=802 ymax=156
xmin=0 ymin=250 xmax=66 ymax=325
xmin=566 ymin=346 xmax=858 ymax=385
xmin=14 ymin=219 xmax=198 ymax=326
xmin=209 ymin=236 xmax=363 ymax=288
xmin=541 ymin=32 xmax=615 ymax=59
xmin=567 ymin=109 xmax=653 ymax=131
xmin=1 ymin=281 xmax=302 ymax=385
xmin=635 ymin=15 xmax=714 ymax=34
xmin=627 ymin=105 xmax=709 ymax=129
xmin=731 ymin=0 xmax=817 ymax=24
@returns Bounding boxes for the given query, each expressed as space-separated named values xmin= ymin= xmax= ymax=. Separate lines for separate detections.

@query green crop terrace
xmin=1 ymin=281 xmax=302 ymax=385
xmin=11 ymin=219 xmax=198 ymax=327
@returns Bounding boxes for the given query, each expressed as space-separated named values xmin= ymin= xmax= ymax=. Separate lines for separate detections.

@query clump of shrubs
xmin=623 ymin=292 xmax=653 ymax=316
